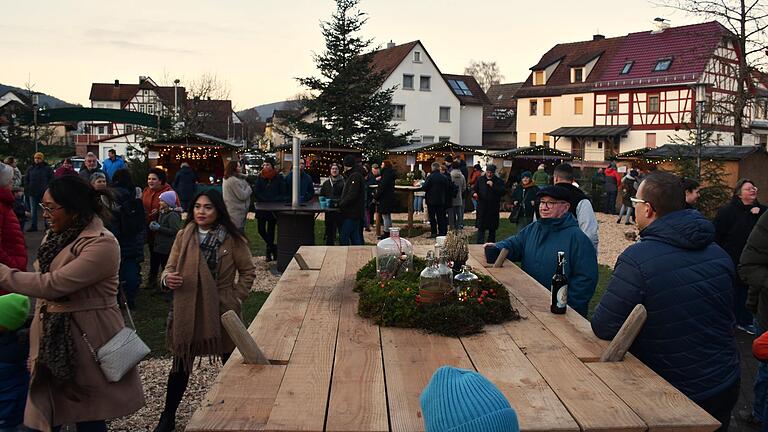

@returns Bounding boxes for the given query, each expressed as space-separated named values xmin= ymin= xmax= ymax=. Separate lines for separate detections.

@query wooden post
xmin=493 ymin=248 xmax=510 ymax=268
xmin=221 ymin=310 xmax=271 ymax=365
xmin=375 ymin=211 xmax=382 ymax=237
xmin=407 ymin=190 xmax=414 ymax=233
xmin=600 ymin=304 xmax=647 ymax=362
xmin=294 ymin=253 xmax=310 ymax=270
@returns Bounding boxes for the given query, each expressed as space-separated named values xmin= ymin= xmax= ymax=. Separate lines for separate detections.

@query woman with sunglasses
xmin=153 ymin=189 xmax=255 ymax=432
xmin=0 ymin=175 xmax=144 ymax=431
xmin=713 ymin=179 xmax=767 ymax=334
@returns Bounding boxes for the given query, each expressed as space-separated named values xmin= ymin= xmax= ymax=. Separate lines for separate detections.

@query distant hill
xmin=237 ymin=99 xmax=304 ymax=121
xmin=0 ymin=83 xmax=77 ymax=108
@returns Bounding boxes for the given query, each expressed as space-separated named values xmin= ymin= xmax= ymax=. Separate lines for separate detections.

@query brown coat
xmin=162 ymin=224 xmax=256 ymax=354
xmin=0 ymin=217 xmax=144 ymax=431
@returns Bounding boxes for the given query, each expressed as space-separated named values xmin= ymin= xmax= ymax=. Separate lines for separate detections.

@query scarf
xmin=36 ymin=218 xmax=89 ymax=383
xmin=169 ymin=224 xmax=228 ymax=369
xmin=260 ymin=165 xmax=277 ymax=180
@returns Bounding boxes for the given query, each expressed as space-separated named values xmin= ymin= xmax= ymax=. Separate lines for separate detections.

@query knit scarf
xmin=36 ymin=218 xmax=89 ymax=383
xmin=169 ymin=224 xmax=228 ymax=370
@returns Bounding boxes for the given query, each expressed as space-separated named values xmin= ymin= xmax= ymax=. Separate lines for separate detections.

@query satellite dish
xmin=654 ymin=17 xmax=668 ymax=22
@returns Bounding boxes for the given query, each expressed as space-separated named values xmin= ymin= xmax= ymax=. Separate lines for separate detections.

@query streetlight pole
xmin=32 ymin=93 xmax=39 ymax=153
xmin=691 ymin=82 xmax=712 ymax=180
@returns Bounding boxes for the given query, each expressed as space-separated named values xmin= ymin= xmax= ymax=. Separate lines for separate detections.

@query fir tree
xmin=291 ymin=0 xmax=410 ymax=156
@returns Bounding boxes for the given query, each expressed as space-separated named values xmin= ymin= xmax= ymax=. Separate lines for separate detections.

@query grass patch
xmin=244 ymin=219 xmax=326 ymax=256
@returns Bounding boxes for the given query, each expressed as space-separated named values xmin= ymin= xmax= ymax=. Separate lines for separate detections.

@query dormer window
xmin=534 ymin=71 xmax=545 ymax=86
xmin=620 ymin=61 xmax=633 ymax=75
xmin=653 ymin=59 xmax=672 ymax=72
xmin=413 ymin=51 xmax=422 ymax=62
xmin=572 ymin=68 xmax=584 ymax=83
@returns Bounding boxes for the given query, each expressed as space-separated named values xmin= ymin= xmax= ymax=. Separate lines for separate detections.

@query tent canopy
xmin=491 ymin=145 xmax=573 ymax=160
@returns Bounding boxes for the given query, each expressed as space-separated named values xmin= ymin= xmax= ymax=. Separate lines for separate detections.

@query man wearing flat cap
xmin=486 ymin=185 xmax=598 ymax=316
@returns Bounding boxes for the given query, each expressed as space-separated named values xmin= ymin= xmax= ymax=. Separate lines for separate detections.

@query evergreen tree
xmin=291 ymin=0 xmax=410 ymax=156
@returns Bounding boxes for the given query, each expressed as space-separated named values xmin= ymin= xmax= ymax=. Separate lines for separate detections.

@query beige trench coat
xmin=162 ymin=224 xmax=256 ymax=353
xmin=0 ymin=217 xmax=144 ymax=431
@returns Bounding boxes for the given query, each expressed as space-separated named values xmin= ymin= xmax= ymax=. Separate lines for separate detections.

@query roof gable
xmin=369 ymin=41 xmax=421 ymax=80
xmin=596 ymin=21 xmax=730 ymax=89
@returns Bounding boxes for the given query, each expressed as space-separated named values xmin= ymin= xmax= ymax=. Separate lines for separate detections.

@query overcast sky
xmin=2 ymin=0 xmax=702 ymax=110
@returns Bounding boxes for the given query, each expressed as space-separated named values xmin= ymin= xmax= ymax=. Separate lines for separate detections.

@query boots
xmin=265 ymin=246 xmax=273 ymax=262
xmin=153 ymin=412 xmax=176 ymax=432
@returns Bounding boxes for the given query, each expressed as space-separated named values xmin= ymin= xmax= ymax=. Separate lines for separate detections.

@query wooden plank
xmin=264 ymin=247 xmax=348 ymax=432
xmin=470 ymin=257 xmax=646 ymax=432
xmin=186 ymin=364 xmax=287 ymax=431
xmin=467 ymin=247 xmax=607 ymax=362
xmin=600 ymin=304 xmax=647 ymax=362
xmin=326 ymin=246 xmax=388 ymax=432
xmin=381 ymin=327 xmax=474 ymax=432
xmin=461 ymin=326 xmax=580 ymax=432
xmin=284 ymin=246 xmax=328 ymax=271
xmin=248 ymin=269 xmax=321 ymax=363
xmin=588 ymin=358 xmax=721 ymax=432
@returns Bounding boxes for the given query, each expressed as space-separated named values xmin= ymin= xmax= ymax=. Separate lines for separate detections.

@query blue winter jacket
xmin=284 ymin=171 xmax=315 ymax=203
xmin=102 ymin=156 xmax=126 ymax=181
xmin=591 ymin=209 xmax=739 ymax=402
xmin=0 ymin=331 xmax=29 ymax=428
xmin=495 ymin=213 xmax=598 ymax=316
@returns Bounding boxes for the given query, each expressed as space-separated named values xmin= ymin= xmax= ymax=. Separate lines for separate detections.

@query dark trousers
xmin=148 ymin=251 xmax=169 ymax=288
xmin=324 ymin=213 xmax=343 ymax=246
xmin=340 ymin=217 xmax=363 ymax=245
xmin=257 ymin=215 xmax=276 ymax=250
xmin=476 ymin=227 xmax=497 ymax=244
xmin=119 ymin=257 xmax=142 ymax=308
xmin=604 ymin=191 xmax=618 ymax=214
xmin=162 ymin=353 xmax=232 ymax=419
xmin=427 ymin=205 xmax=447 ymax=236
xmin=734 ymin=279 xmax=754 ymax=327
xmin=694 ymin=378 xmax=739 ymax=432
xmin=52 ymin=421 xmax=107 ymax=432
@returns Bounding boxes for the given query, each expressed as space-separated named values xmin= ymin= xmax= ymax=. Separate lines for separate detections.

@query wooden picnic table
xmin=186 ymin=245 xmax=720 ymax=432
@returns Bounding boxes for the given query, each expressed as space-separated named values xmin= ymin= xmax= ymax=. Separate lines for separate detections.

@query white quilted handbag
xmin=78 ymin=293 xmax=150 ymax=383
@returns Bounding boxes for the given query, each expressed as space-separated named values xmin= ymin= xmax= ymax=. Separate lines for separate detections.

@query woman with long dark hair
xmin=0 ymin=175 xmax=144 ymax=431
xmin=153 ymin=188 xmax=255 ymax=432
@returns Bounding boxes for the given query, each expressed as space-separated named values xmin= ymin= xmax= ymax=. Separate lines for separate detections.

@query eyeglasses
xmin=630 ymin=197 xmax=649 ymax=208
xmin=539 ymin=200 xmax=566 ymax=209
xmin=744 ymin=187 xmax=758 ymax=193
xmin=38 ymin=203 xmax=63 ymax=215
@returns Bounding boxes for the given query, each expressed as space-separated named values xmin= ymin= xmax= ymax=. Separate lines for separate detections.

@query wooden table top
xmin=186 ymin=245 xmax=719 ymax=432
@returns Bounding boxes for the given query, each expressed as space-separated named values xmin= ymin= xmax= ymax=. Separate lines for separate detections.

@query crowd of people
xmin=2 ymin=147 xmax=768 ymax=431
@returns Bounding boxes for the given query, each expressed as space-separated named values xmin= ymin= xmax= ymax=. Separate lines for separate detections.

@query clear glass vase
xmin=376 ymin=228 xmax=413 ymax=280
xmin=454 ymin=265 xmax=479 ymax=296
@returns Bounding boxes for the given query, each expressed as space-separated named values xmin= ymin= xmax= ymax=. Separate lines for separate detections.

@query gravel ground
xmin=108 ymin=210 xmax=636 ymax=431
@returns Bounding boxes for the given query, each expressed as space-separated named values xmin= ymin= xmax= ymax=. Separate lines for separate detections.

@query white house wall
xmin=384 ymin=43 xmax=460 ymax=143
xmin=459 ymin=105 xmax=483 ymax=147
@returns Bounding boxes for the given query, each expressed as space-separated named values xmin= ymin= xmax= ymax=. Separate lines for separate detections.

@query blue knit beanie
xmin=420 ymin=366 xmax=519 ymax=432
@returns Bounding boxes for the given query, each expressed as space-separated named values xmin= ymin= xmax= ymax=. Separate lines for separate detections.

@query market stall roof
xmin=645 ymin=144 xmax=763 ymax=161
xmin=549 ymin=126 xmax=630 ymax=137
xmin=490 ymin=145 xmax=573 ymax=159
xmin=612 ymin=147 xmax=653 ymax=160
xmin=273 ymin=138 xmax=363 ymax=152
xmin=153 ymin=133 xmax=245 ymax=148
xmin=386 ymin=141 xmax=483 ymax=155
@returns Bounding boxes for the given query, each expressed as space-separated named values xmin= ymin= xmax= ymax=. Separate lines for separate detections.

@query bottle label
xmin=556 ymin=285 xmax=568 ymax=309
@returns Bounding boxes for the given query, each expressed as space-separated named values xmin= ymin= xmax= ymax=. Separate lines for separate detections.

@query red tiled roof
xmin=483 ymin=83 xmax=523 ymax=132
xmin=595 ymin=21 xmax=731 ymax=90
xmin=517 ymin=35 xmax=626 ymax=98
xmin=89 ymin=81 xmax=186 ymax=107
xmin=486 ymin=83 xmax=523 ymax=107
xmin=442 ymin=74 xmax=491 ymax=105
xmin=369 ymin=41 xmax=420 ymax=79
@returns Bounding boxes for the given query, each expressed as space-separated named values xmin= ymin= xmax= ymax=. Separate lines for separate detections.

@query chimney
xmin=593 ymin=34 xmax=605 ymax=41
xmin=387 ymin=40 xmax=396 ymax=49
xmin=114 ymin=79 xmax=120 ymax=87
xmin=139 ymin=75 xmax=147 ymax=83
xmin=652 ymin=18 xmax=671 ymax=33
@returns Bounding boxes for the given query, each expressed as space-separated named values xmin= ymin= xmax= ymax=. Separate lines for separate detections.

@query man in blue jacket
xmin=487 ymin=185 xmax=598 ymax=317
xmin=591 ymin=171 xmax=739 ymax=430
xmin=102 ymin=148 xmax=126 ymax=181
xmin=285 ymin=158 xmax=314 ymax=203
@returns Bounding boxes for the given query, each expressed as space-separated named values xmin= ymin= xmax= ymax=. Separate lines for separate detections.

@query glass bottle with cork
xmin=550 ymin=251 xmax=568 ymax=314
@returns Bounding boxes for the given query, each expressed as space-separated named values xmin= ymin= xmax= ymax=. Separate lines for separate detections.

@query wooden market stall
xmin=490 ymin=145 xmax=573 ymax=185
xmin=149 ymin=133 xmax=244 ymax=186
xmin=275 ymin=139 xmax=362 ymax=184
xmin=386 ymin=141 xmax=484 ymax=175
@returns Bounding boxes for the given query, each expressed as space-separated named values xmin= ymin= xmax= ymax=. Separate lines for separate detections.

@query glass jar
xmin=454 ymin=265 xmax=479 ymax=297
xmin=419 ymin=250 xmax=443 ymax=304
xmin=435 ymin=242 xmax=454 ymax=294
xmin=376 ymin=227 xmax=413 ymax=280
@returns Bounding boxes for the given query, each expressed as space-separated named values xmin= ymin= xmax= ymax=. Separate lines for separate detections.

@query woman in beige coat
xmin=153 ymin=188 xmax=255 ymax=432
xmin=0 ymin=175 xmax=144 ymax=432
xmin=222 ymin=160 xmax=252 ymax=231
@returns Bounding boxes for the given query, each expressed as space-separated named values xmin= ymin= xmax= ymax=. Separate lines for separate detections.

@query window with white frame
xmin=148 ymin=104 xmax=155 ymax=114
xmin=97 ymin=126 xmax=105 ymax=134
xmin=420 ymin=76 xmax=431 ymax=91
xmin=422 ymin=136 xmax=434 ymax=144
xmin=414 ymin=51 xmax=422 ymax=62
xmin=126 ymin=125 xmax=134 ymax=134
xmin=439 ymin=106 xmax=451 ymax=122
xmin=608 ymin=97 xmax=619 ymax=114
xmin=402 ymin=74 xmax=414 ymax=90
xmin=392 ymin=104 xmax=405 ymax=120
xmin=143 ymin=90 xmax=149 ymax=97
xmin=572 ymin=68 xmax=584 ymax=83
xmin=139 ymin=104 xmax=145 ymax=113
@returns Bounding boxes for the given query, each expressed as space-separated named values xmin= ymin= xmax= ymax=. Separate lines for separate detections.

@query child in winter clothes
xmin=0 ymin=294 xmax=30 ymax=432
xmin=148 ymin=191 xmax=182 ymax=280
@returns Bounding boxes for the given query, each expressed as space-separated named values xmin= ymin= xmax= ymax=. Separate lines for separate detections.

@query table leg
xmin=407 ymin=191 xmax=414 ymax=233
xmin=375 ymin=211 xmax=382 ymax=237
xmin=275 ymin=213 xmax=315 ymax=272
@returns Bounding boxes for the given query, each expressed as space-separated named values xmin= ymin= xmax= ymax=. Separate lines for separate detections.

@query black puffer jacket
xmin=374 ymin=167 xmax=396 ymax=214
xmin=474 ymin=174 xmax=506 ymax=230
xmin=339 ymin=166 xmax=366 ymax=219
xmin=422 ymin=170 xmax=450 ymax=207
xmin=740 ymin=211 xmax=768 ymax=330
xmin=714 ymin=197 xmax=767 ymax=268
xmin=592 ymin=209 xmax=739 ymax=402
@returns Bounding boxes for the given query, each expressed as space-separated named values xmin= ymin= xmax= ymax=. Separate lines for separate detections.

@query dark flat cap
xmin=536 ymin=185 xmax=571 ymax=201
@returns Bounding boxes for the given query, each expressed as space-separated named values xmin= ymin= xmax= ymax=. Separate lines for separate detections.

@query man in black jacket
xmin=23 ymin=152 xmax=53 ymax=232
xmin=320 ymin=164 xmax=345 ymax=245
xmin=474 ymin=164 xmax=506 ymax=243
xmin=172 ymin=162 xmax=197 ymax=211
xmin=338 ymin=155 xmax=365 ymax=245
xmin=422 ymin=162 xmax=449 ymax=238
xmin=78 ymin=152 xmax=103 ymax=183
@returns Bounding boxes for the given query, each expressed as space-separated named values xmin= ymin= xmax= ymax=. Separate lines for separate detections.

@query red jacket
xmin=142 ymin=183 xmax=176 ymax=223
xmin=0 ymin=188 xmax=28 ymax=294
xmin=605 ymin=168 xmax=623 ymax=188
xmin=755 ymin=331 xmax=768 ymax=361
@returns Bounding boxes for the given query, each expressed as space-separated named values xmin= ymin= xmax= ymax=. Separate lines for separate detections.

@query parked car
xmin=53 ymin=156 xmax=85 ymax=172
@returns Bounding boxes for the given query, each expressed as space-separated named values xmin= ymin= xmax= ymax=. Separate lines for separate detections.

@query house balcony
xmin=74 ymin=133 xmax=112 ymax=144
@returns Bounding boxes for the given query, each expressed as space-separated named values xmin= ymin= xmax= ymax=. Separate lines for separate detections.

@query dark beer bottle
xmin=551 ymin=251 xmax=567 ymax=314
